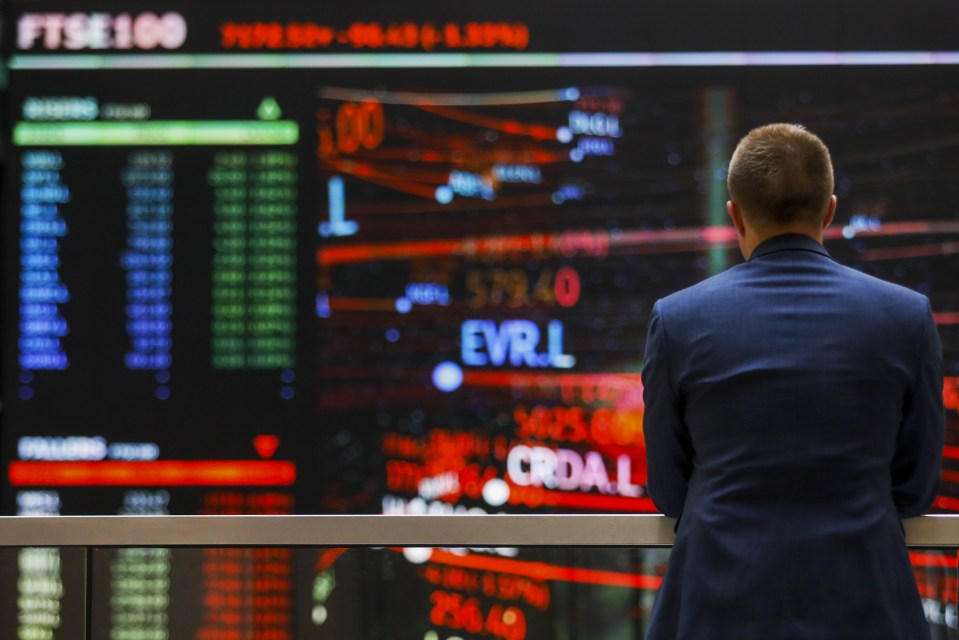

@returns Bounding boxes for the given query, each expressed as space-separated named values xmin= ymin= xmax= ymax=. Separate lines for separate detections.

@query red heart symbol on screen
xmin=253 ymin=435 xmax=279 ymax=459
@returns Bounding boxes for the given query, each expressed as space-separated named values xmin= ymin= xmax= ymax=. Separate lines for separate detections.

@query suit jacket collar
xmin=748 ymin=233 xmax=832 ymax=262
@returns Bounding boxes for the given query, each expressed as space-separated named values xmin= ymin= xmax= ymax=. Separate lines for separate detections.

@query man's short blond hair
xmin=726 ymin=123 xmax=834 ymax=229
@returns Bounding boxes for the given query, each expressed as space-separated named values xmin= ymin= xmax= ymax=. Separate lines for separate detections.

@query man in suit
xmin=642 ymin=123 xmax=944 ymax=639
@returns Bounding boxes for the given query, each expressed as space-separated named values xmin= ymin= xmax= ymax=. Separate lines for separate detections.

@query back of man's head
xmin=726 ymin=123 xmax=834 ymax=231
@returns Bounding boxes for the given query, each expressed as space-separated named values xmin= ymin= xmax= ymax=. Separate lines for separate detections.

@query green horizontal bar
xmin=13 ymin=121 xmax=299 ymax=146
xmin=9 ymin=51 xmax=959 ymax=71
xmin=8 ymin=52 xmax=560 ymax=70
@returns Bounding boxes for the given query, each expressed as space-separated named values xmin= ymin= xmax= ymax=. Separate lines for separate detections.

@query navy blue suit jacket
xmin=642 ymin=234 xmax=943 ymax=639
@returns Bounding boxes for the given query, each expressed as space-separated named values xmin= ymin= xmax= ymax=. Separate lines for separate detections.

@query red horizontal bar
xmin=8 ymin=461 xmax=296 ymax=487
xmin=428 ymin=548 xmax=662 ymax=590
xmin=542 ymin=490 xmax=657 ymax=512
xmin=909 ymin=550 xmax=958 ymax=569
xmin=464 ymin=370 xmax=644 ymax=390
xmin=328 ymin=296 xmax=397 ymax=311
xmin=934 ymin=312 xmax=959 ymax=325
xmin=934 ymin=495 xmax=959 ymax=512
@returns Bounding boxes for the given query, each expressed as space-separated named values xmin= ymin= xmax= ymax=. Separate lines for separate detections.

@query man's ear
xmin=727 ymin=201 xmax=747 ymax=236
xmin=822 ymin=195 xmax=837 ymax=230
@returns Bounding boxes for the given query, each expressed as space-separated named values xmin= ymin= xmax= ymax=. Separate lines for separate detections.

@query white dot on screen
xmin=395 ymin=297 xmax=413 ymax=314
xmin=312 ymin=605 xmax=328 ymax=625
xmin=432 ymin=361 xmax=463 ymax=392
xmin=556 ymin=126 xmax=573 ymax=143
xmin=482 ymin=478 xmax=510 ymax=507
xmin=403 ymin=547 xmax=433 ymax=564
xmin=435 ymin=185 xmax=454 ymax=204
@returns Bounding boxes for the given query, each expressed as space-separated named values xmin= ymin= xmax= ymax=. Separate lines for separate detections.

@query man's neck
xmin=741 ymin=225 xmax=824 ymax=260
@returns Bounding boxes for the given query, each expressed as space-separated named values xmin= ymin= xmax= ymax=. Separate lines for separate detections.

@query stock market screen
xmin=2 ymin=1 xmax=959 ymax=638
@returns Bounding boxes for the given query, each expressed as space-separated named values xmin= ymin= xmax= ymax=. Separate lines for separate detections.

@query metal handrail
xmin=0 ymin=513 xmax=955 ymax=547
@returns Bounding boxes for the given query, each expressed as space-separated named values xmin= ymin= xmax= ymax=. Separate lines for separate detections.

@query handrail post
xmin=83 ymin=546 xmax=93 ymax=640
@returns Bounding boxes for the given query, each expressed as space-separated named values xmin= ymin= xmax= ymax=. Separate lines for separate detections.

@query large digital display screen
xmin=2 ymin=1 xmax=959 ymax=638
